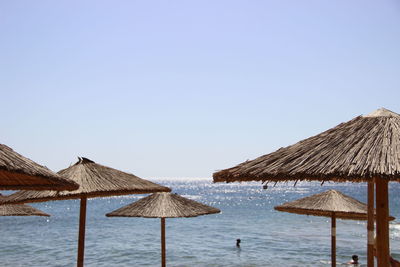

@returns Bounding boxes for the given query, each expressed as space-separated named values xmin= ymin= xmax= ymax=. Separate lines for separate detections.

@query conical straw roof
xmin=274 ymin=190 xmax=395 ymax=220
xmin=0 ymin=194 xmax=49 ymax=217
xmin=1 ymin=157 xmax=171 ymax=204
xmin=0 ymin=144 xmax=79 ymax=190
xmin=213 ymin=108 xmax=400 ymax=183
xmin=106 ymin=192 xmax=221 ymax=218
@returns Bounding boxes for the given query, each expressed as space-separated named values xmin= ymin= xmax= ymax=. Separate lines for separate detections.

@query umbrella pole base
xmin=376 ymin=179 xmax=389 ymax=267
xmin=331 ymin=214 xmax=336 ymax=267
xmin=77 ymin=197 xmax=87 ymax=267
xmin=161 ymin=218 xmax=166 ymax=267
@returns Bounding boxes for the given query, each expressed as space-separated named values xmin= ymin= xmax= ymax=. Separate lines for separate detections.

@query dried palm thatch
xmin=0 ymin=194 xmax=49 ymax=217
xmin=0 ymin=203 xmax=49 ymax=217
xmin=2 ymin=157 xmax=171 ymax=203
xmin=106 ymin=192 xmax=221 ymax=218
xmin=0 ymin=144 xmax=78 ymax=190
xmin=1 ymin=157 xmax=170 ymax=267
xmin=213 ymin=108 xmax=400 ymax=183
xmin=106 ymin=192 xmax=220 ymax=267
xmin=274 ymin=190 xmax=394 ymax=221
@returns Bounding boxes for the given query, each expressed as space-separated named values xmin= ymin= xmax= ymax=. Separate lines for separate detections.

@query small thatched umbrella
xmin=274 ymin=190 xmax=394 ymax=266
xmin=2 ymin=157 xmax=171 ymax=267
xmin=106 ymin=192 xmax=221 ymax=267
xmin=0 ymin=194 xmax=49 ymax=217
xmin=213 ymin=108 xmax=400 ymax=266
xmin=0 ymin=144 xmax=78 ymax=191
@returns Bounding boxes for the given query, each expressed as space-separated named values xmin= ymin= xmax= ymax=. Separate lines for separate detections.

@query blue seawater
xmin=1 ymin=179 xmax=400 ymax=267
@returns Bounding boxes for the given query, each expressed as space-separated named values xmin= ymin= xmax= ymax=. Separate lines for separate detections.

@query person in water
xmin=347 ymin=255 xmax=359 ymax=265
xmin=236 ymin=239 xmax=241 ymax=248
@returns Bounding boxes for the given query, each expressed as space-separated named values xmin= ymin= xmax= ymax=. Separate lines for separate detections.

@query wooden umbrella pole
xmin=375 ymin=179 xmax=389 ymax=266
xmin=367 ymin=181 xmax=375 ymax=267
xmin=161 ymin=218 xmax=166 ymax=267
xmin=77 ymin=196 xmax=87 ymax=267
xmin=331 ymin=213 xmax=336 ymax=267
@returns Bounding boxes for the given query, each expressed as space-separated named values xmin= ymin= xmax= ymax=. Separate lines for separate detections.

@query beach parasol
xmin=213 ymin=108 xmax=400 ymax=266
xmin=106 ymin=192 xmax=221 ymax=267
xmin=274 ymin=190 xmax=394 ymax=266
xmin=0 ymin=144 xmax=78 ymax=191
xmin=1 ymin=157 xmax=171 ymax=267
xmin=0 ymin=194 xmax=49 ymax=217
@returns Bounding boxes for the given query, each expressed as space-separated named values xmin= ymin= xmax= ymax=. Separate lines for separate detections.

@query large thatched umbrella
xmin=1 ymin=157 xmax=171 ymax=267
xmin=0 ymin=144 xmax=78 ymax=190
xmin=106 ymin=192 xmax=221 ymax=267
xmin=0 ymin=194 xmax=49 ymax=217
xmin=213 ymin=108 xmax=400 ymax=266
xmin=274 ymin=190 xmax=395 ymax=266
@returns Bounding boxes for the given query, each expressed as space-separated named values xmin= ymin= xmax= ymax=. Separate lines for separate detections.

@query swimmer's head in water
xmin=352 ymin=255 xmax=358 ymax=262
xmin=236 ymin=239 xmax=241 ymax=246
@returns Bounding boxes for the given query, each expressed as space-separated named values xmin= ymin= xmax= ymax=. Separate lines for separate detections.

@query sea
xmin=1 ymin=178 xmax=400 ymax=267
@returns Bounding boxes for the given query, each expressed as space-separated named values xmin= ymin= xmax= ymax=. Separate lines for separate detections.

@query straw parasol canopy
xmin=274 ymin=190 xmax=394 ymax=266
xmin=275 ymin=189 xmax=394 ymax=221
xmin=106 ymin=192 xmax=220 ymax=267
xmin=213 ymin=108 xmax=400 ymax=183
xmin=0 ymin=194 xmax=49 ymax=217
xmin=106 ymin=192 xmax=221 ymax=218
xmin=2 ymin=157 xmax=171 ymax=267
xmin=0 ymin=144 xmax=78 ymax=191
xmin=213 ymin=108 xmax=400 ymax=266
xmin=2 ymin=157 xmax=171 ymax=202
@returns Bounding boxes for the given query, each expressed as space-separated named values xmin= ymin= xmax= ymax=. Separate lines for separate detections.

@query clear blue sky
xmin=1 ymin=0 xmax=400 ymax=178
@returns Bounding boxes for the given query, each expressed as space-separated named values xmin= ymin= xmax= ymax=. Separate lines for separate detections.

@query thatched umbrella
xmin=106 ymin=192 xmax=221 ymax=267
xmin=274 ymin=190 xmax=395 ymax=266
xmin=0 ymin=194 xmax=49 ymax=217
xmin=0 ymin=144 xmax=78 ymax=191
xmin=213 ymin=108 xmax=400 ymax=266
xmin=1 ymin=157 xmax=171 ymax=267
